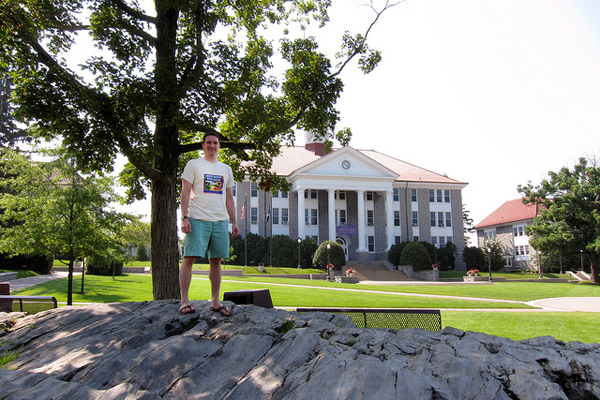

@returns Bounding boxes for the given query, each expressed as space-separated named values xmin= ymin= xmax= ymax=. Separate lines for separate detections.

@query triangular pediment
xmin=293 ymin=147 xmax=399 ymax=179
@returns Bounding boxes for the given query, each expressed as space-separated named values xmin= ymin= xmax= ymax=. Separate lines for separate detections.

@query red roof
xmin=475 ymin=199 xmax=541 ymax=229
xmin=269 ymin=146 xmax=466 ymax=185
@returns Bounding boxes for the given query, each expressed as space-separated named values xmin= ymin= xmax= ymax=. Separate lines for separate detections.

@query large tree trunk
xmin=151 ymin=173 xmax=181 ymax=300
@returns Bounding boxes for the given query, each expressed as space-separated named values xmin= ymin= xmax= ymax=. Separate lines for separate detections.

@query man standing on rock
xmin=179 ymin=132 xmax=239 ymax=316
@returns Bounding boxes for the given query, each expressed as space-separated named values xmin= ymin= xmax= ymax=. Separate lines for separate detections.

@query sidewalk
xmin=4 ymin=271 xmax=70 ymax=291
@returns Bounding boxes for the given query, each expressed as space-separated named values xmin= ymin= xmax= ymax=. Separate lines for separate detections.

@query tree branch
xmin=108 ymin=0 xmax=157 ymax=24
xmin=330 ymin=0 xmax=404 ymax=78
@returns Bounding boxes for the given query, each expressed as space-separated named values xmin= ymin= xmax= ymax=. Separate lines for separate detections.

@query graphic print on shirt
xmin=203 ymin=174 xmax=224 ymax=194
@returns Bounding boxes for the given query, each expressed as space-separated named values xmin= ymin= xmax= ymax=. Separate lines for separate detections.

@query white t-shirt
xmin=181 ymin=158 xmax=234 ymax=222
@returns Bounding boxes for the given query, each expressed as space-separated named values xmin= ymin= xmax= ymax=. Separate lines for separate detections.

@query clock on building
xmin=341 ymin=159 xmax=352 ymax=171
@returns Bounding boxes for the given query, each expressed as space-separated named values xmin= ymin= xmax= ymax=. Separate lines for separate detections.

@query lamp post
xmin=488 ymin=249 xmax=492 ymax=283
xmin=297 ymin=238 xmax=302 ymax=269
xmin=327 ymin=243 xmax=331 ymax=281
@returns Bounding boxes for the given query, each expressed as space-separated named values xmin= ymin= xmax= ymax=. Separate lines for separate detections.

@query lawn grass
xmin=121 ymin=261 xmax=324 ymax=275
xmin=10 ymin=273 xmax=600 ymax=343
xmin=442 ymin=311 xmax=600 ymax=343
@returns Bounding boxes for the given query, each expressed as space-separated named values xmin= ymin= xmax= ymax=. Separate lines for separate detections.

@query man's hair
xmin=202 ymin=132 xmax=220 ymax=143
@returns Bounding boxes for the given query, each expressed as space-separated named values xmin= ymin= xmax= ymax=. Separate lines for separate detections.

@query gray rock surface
xmin=1 ymin=300 xmax=599 ymax=399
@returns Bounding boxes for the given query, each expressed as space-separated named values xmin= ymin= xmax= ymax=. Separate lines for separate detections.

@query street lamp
xmin=327 ymin=243 xmax=331 ymax=281
xmin=297 ymin=238 xmax=302 ymax=269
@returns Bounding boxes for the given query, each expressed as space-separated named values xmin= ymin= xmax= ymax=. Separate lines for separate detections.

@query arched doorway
xmin=336 ymin=236 xmax=349 ymax=261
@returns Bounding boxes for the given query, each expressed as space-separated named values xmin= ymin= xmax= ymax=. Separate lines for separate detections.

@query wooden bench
xmin=0 ymin=295 xmax=58 ymax=314
xmin=296 ymin=308 xmax=442 ymax=332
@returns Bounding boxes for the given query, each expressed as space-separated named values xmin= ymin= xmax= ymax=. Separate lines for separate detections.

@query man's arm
xmin=226 ymin=187 xmax=239 ymax=237
xmin=181 ymin=179 xmax=193 ymax=234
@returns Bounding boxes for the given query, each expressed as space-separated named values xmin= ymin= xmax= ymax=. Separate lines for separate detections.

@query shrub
xmin=388 ymin=242 xmax=407 ymax=266
xmin=399 ymin=242 xmax=431 ymax=271
xmin=312 ymin=240 xmax=345 ymax=270
xmin=87 ymin=256 xmax=123 ymax=276
xmin=0 ymin=253 xmax=53 ymax=274
xmin=269 ymin=235 xmax=298 ymax=267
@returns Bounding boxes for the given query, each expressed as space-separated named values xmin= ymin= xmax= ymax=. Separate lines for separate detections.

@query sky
xmin=108 ymin=0 xmax=600 ymax=235
xmin=313 ymin=0 xmax=600 ymax=228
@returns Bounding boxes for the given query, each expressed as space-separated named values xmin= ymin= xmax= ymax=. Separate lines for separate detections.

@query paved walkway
xmin=4 ymin=273 xmax=600 ymax=312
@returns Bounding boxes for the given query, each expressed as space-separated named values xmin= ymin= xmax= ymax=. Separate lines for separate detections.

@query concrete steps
xmin=347 ymin=261 xmax=416 ymax=282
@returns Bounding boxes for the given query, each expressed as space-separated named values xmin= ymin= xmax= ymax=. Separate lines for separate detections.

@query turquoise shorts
xmin=183 ymin=219 xmax=230 ymax=259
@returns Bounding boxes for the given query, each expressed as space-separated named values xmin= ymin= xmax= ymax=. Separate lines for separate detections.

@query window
xmin=306 ymin=209 xmax=318 ymax=225
xmin=439 ymin=236 xmax=446 ymax=247
xmin=411 ymin=188 xmax=417 ymax=202
xmin=272 ymin=208 xmax=279 ymax=225
xmin=251 ymin=183 xmax=258 ymax=197
xmin=447 ymin=237 xmax=453 ymax=244
xmin=281 ymin=191 xmax=288 ymax=198
xmin=251 ymin=207 xmax=258 ymax=224
xmin=272 ymin=191 xmax=279 ymax=198
xmin=430 ymin=212 xmax=436 ymax=227
xmin=431 ymin=236 xmax=437 ymax=247
xmin=281 ymin=208 xmax=289 ymax=224
xmin=394 ymin=211 xmax=400 ymax=226
xmin=445 ymin=212 xmax=452 ymax=228
xmin=438 ymin=212 xmax=444 ymax=227
xmin=429 ymin=189 xmax=435 ymax=202
xmin=413 ymin=236 xmax=420 ymax=242
xmin=444 ymin=190 xmax=450 ymax=203
xmin=366 ymin=191 xmax=374 ymax=201
xmin=412 ymin=211 xmax=419 ymax=226
xmin=336 ymin=209 xmax=347 ymax=226
xmin=514 ymin=226 xmax=524 ymax=237
xmin=395 ymin=236 xmax=402 ymax=245
xmin=484 ymin=230 xmax=497 ymax=240
xmin=393 ymin=188 xmax=399 ymax=202
xmin=368 ymin=236 xmax=375 ymax=252
xmin=367 ymin=210 xmax=374 ymax=226
xmin=437 ymin=190 xmax=443 ymax=203
xmin=304 ymin=190 xmax=317 ymax=199
xmin=337 ymin=190 xmax=346 ymax=200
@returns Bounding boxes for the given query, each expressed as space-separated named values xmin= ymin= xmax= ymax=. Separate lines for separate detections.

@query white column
xmin=328 ymin=189 xmax=336 ymax=242
xmin=357 ymin=190 xmax=367 ymax=251
xmin=297 ymin=189 xmax=305 ymax=240
xmin=386 ymin=190 xmax=395 ymax=250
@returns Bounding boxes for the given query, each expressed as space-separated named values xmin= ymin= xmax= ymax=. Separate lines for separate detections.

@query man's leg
xmin=209 ymin=257 xmax=231 ymax=315
xmin=179 ymin=256 xmax=196 ymax=311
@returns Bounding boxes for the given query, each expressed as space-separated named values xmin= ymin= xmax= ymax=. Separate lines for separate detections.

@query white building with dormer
xmin=234 ymin=135 xmax=468 ymax=267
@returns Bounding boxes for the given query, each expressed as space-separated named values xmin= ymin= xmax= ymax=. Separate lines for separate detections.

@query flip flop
xmin=179 ymin=304 xmax=196 ymax=315
xmin=210 ymin=305 xmax=232 ymax=317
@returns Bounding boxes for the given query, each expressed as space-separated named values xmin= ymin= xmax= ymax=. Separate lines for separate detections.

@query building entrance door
xmin=336 ymin=236 xmax=349 ymax=261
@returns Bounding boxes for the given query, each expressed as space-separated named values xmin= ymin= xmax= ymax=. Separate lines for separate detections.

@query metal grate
xmin=297 ymin=308 xmax=441 ymax=332
xmin=0 ymin=295 xmax=58 ymax=314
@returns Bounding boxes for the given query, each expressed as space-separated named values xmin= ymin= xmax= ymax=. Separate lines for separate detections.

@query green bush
xmin=399 ymin=242 xmax=431 ymax=271
xmin=0 ymin=253 xmax=53 ymax=274
xmin=269 ymin=235 xmax=298 ymax=267
xmin=87 ymin=256 xmax=123 ymax=276
xmin=312 ymin=240 xmax=345 ymax=270
xmin=388 ymin=242 xmax=407 ymax=266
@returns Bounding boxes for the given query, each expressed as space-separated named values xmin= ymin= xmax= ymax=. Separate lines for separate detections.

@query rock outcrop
xmin=1 ymin=300 xmax=599 ymax=399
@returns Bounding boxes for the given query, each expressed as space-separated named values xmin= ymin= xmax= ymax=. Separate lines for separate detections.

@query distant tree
xmin=399 ymin=242 xmax=430 ymax=271
xmin=463 ymin=246 xmax=487 ymax=270
xmin=438 ymin=241 xmax=457 ymax=270
xmin=462 ymin=205 xmax=476 ymax=246
xmin=300 ymin=236 xmax=319 ymax=268
xmin=481 ymin=239 xmax=505 ymax=272
xmin=268 ymin=235 xmax=297 ymax=267
xmin=121 ymin=220 xmax=151 ymax=260
xmin=518 ymin=156 xmax=600 ymax=283
xmin=0 ymin=149 xmax=131 ymax=304
xmin=136 ymin=244 xmax=150 ymax=262
xmin=388 ymin=242 xmax=406 ymax=266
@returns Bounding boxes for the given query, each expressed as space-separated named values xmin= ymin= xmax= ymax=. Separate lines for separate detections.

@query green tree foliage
xmin=0 ymin=0 xmax=399 ymax=299
xmin=387 ymin=242 xmax=405 ymax=266
xmin=136 ymin=244 xmax=150 ymax=262
xmin=0 ymin=149 xmax=131 ymax=304
xmin=438 ymin=241 xmax=457 ymax=270
xmin=268 ymin=235 xmax=298 ymax=267
xmin=0 ymin=73 xmax=29 ymax=147
xmin=463 ymin=246 xmax=487 ymax=270
xmin=481 ymin=239 xmax=505 ymax=272
xmin=313 ymin=240 xmax=345 ymax=269
xmin=518 ymin=157 xmax=600 ymax=283
xmin=399 ymin=242 xmax=430 ymax=271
